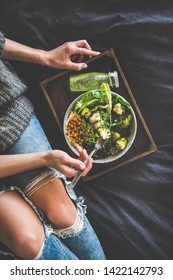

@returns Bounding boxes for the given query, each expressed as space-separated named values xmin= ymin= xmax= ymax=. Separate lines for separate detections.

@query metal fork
xmin=70 ymin=136 xmax=104 ymax=188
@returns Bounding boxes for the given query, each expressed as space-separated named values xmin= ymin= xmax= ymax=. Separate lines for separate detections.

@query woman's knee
xmin=46 ymin=203 xmax=77 ymax=229
xmin=0 ymin=191 xmax=45 ymax=259
xmin=29 ymin=178 xmax=77 ymax=229
xmin=11 ymin=228 xmax=45 ymax=259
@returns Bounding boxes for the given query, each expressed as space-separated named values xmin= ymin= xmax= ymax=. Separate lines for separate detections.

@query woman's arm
xmin=0 ymin=153 xmax=47 ymax=178
xmin=1 ymin=37 xmax=100 ymax=71
xmin=0 ymin=148 xmax=91 ymax=179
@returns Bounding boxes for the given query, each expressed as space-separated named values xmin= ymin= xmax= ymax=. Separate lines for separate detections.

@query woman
xmin=0 ymin=31 xmax=106 ymax=260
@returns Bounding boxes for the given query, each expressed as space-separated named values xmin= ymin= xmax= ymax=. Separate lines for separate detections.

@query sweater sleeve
xmin=0 ymin=31 xmax=5 ymax=57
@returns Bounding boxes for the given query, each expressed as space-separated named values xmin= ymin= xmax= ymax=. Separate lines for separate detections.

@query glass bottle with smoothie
xmin=69 ymin=71 xmax=119 ymax=92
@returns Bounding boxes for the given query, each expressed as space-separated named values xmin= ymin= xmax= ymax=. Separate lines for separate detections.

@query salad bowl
xmin=63 ymin=84 xmax=137 ymax=163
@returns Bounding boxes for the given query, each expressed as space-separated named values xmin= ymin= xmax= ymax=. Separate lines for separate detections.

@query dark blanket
xmin=1 ymin=0 xmax=173 ymax=260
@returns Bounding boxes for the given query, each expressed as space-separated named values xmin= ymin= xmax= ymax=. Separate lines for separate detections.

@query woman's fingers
xmin=76 ymin=146 xmax=93 ymax=176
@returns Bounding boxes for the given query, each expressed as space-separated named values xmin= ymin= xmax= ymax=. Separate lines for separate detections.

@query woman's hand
xmin=2 ymin=37 xmax=100 ymax=71
xmin=0 ymin=149 xmax=92 ymax=179
xmin=44 ymin=40 xmax=100 ymax=71
xmin=45 ymin=148 xmax=92 ymax=178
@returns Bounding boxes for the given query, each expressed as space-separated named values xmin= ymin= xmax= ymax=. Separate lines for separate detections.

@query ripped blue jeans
xmin=0 ymin=113 xmax=106 ymax=260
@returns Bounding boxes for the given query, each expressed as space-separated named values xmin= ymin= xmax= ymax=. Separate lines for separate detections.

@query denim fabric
xmin=39 ymin=232 xmax=79 ymax=260
xmin=59 ymin=186 xmax=106 ymax=260
xmin=61 ymin=214 xmax=106 ymax=260
xmin=0 ymin=113 xmax=106 ymax=260
xmin=2 ymin=113 xmax=62 ymax=193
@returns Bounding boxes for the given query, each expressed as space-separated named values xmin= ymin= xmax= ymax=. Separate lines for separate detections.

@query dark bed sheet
xmin=1 ymin=0 xmax=173 ymax=260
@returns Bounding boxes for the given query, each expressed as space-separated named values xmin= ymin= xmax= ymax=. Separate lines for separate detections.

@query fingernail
xmin=76 ymin=145 xmax=83 ymax=152
xmin=96 ymin=51 xmax=101 ymax=55
xmin=83 ymin=64 xmax=88 ymax=69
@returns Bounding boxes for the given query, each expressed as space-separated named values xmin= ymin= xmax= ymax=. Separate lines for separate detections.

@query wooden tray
xmin=40 ymin=49 xmax=157 ymax=181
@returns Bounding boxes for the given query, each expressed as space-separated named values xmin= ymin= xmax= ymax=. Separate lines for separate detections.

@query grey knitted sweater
xmin=0 ymin=31 xmax=34 ymax=152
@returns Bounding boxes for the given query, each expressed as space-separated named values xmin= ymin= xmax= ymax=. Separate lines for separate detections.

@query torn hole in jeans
xmin=54 ymin=210 xmax=84 ymax=239
xmin=25 ymin=171 xmax=85 ymax=238
xmin=26 ymin=171 xmax=58 ymax=198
